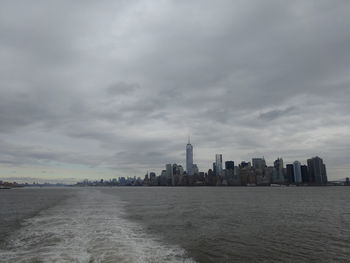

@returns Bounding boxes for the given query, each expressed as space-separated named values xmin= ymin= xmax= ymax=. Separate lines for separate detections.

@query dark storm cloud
xmin=0 ymin=0 xmax=350 ymax=179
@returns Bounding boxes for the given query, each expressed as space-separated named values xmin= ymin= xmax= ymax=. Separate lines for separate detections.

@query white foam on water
xmin=0 ymin=189 xmax=195 ymax=263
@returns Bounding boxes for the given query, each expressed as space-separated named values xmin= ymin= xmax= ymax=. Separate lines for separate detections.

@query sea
xmin=0 ymin=187 xmax=349 ymax=263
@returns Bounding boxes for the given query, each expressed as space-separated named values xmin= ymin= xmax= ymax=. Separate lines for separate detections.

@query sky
xmin=1 ymin=0 xmax=350 ymax=183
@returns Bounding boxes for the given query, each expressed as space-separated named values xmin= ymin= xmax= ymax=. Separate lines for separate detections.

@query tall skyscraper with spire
xmin=186 ymin=137 xmax=193 ymax=176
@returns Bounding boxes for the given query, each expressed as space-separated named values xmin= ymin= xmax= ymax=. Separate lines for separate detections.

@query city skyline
xmin=0 ymin=136 xmax=337 ymax=184
xmin=1 ymin=1 xmax=350 ymax=182
xmin=135 ymin=139 xmax=330 ymax=187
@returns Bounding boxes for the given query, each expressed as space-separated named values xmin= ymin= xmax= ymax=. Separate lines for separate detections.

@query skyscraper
xmin=252 ymin=158 xmax=266 ymax=169
xmin=293 ymin=161 xmax=302 ymax=183
xmin=274 ymin=158 xmax=284 ymax=170
xmin=286 ymin=164 xmax=294 ymax=184
xmin=225 ymin=161 xmax=235 ymax=170
xmin=307 ymin=156 xmax=327 ymax=184
xmin=215 ymin=154 xmax=223 ymax=176
xmin=272 ymin=158 xmax=284 ymax=184
xmin=186 ymin=137 xmax=193 ymax=176
xmin=166 ymin=164 xmax=173 ymax=179
xmin=301 ymin=165 xmax=309 ymax=182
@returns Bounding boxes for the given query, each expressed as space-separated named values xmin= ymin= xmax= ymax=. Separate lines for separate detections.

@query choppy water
xmin=0 ymin=187 xmax=349 ymax=262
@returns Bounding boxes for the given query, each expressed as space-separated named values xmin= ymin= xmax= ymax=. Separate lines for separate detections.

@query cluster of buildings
xmin=75 ymin=177 xmax=143 ymax=187
xmin=73 ymin=139 xmax=349 ymax=187
xmin=142 ymin=139 xmax=334 ymax=187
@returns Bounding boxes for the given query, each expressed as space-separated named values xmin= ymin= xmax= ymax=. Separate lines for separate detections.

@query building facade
xmin=186 ymin=138 xmax=193 ymax=176
xmin=286 ymin=164 xmax=294 ymax=184
xmin=252 ymin=158 xmax=266 ymax=170
xmin=215 ymin=154 xmax=223 ymax=176
xmin=272 ymin=158 xmax=284 ymax=184
xmin=225 ymin=161 xmax=235 ymax=170
xmin=301 ymin=165 xmax=309 ymax=182
xmin=307 ymin=156 xmax=327 ymax=185
xmin=293 ymin=161 xmax=302 ymax=184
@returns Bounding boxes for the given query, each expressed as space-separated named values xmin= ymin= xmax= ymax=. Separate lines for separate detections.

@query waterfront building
xmin=174 ymin=164 xmax=184 ymax=175
xmin=234 ymin=166 xmax=239 ymax=176
xmin=274 ymin=158 xmax=283 ymax=171
xmin=239 ymin=165 xmax=252 ymax=186
xmin=172 ymin=164 xmax=178 ymax=175
xmin=159 ymin=170 xmax=168 ymax=185
xmin=166 ymin=164 xmax=174 ymax=186
xmin=193 ymin=164 xmax=199 ymax=175
xmin=252 ymin=158 xmax=266 ymax=170
xmin=345 ymin=177 xmax=350 ymax=186
xmin=225 ymin=161 xmax=235 ymax=170
xmin=172 ymin=164 xmax=183 ymax=186
xmin=224 ymin=167 xmax=232 ymax=177
xmin=307 ymin=156 xmax=328 ymax=184
xmin=322 ymin=164 xmax=327 ymax=184
xmin=215 ymin=154 xmax=223 ymax=176
xmin=166 ymin=164 xmax=173 ymax=178
xmin=206 ymin=169 xmax=216 ymax=186
xmin=186 ymin=137 xmax=194 ymax=176
xmin=147 ymin=172 xmax=157 ymax=186
xmin=239 ymin=161 xmax=251 ymax=168
xmin=264 ymin=166 xmax=273 ymax=184
xmin=293 ymin=161 xmax=302 ymax=184
xmin=119 ymin=177 xmax=126 ymax=186
xmin=232 ymin=166 xmax=241 ymax=186
xmin=256 ymin=167 xmax=272 ymax=186
xmin=301 ymin=165 xmax=309 ymax=182
xmin=247 ymin=169 xmax=257 ymax=185
xmin=198 ymin=172 xmax=205 ymax=182
xmin=272 ymin=158 xmax=284 ymax=184
xmin=286 ymin=164 xmax=294 ymax=184
xmin=143 ymin=173 xmax=149 ymax=185
xmin=149 ymin=172 xmax=156 ymax=179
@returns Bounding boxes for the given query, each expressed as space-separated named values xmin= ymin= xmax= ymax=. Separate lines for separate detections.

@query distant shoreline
xmin=36 ymin=184 xmax=350 ymax=188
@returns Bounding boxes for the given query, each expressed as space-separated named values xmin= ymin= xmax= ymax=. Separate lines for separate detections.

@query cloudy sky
xmin=1 ymin=0 xmax=349 ymax=182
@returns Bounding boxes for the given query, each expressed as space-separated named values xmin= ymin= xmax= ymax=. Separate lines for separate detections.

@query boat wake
xmin=0 ymin=189 xmax=194 ymax=263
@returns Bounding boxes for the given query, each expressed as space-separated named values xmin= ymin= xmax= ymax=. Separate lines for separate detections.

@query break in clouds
xmin=0 ymin=0 xmax=350 ymax=181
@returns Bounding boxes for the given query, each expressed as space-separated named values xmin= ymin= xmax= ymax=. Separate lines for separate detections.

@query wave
xmin=0 ymin=189 xmax=195 ymax=263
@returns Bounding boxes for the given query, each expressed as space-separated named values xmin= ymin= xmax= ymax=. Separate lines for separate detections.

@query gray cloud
xmin=1 ymin=0 xmax=350 ymax=180
xmin=258 ymin=107 xmax=296 ymax=121
xmin=106 ymin=82 xmax=140 ymax=96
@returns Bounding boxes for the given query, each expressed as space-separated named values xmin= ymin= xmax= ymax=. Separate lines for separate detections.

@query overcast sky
xmin=1 ymin=0 xmax=350 ymax=182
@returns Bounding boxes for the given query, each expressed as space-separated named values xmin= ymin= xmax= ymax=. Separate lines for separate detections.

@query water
xmin=0 ymin=187 xmax=349 ymax=262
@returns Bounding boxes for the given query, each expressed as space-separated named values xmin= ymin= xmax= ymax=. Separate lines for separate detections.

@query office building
xmin=215 ymin=154 xmax=223 ymax=176
xmin=307 ymin=156 xmax=328 ymax=184
xmin=166 ymin=164 xmax=173 ymax=178
xmin=193 ymin=164 xmax=199 ymax=175
xmin=225 ymin=161 xmax=235 ymax=170
xmin=272 ymin=158 xmax=284 ymax=184
xmin=293 ymin=161 xmax=302 ymax=183
xmin=286 ymin=164 xmax=294 ymax=183
xmin=252 ymin=158 xmax=266 ymax=169
xmin=186 ymin=137 xmax=193 ymax=176
xmin=301 ymin=165 xmax=309 ymax=182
